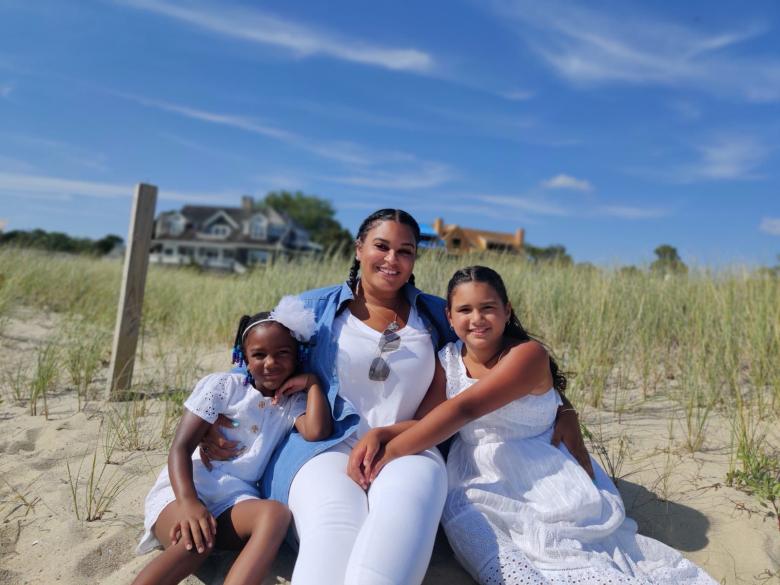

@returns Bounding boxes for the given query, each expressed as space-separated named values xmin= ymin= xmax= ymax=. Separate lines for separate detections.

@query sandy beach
xmin=1 ymin=308 xmax=778 ymax=585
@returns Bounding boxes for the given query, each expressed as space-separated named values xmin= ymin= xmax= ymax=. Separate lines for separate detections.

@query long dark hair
xmin=446 ymin=265 xmax=567 ymax=394
xmin=347 ymin=209 xmax=421 ymax=291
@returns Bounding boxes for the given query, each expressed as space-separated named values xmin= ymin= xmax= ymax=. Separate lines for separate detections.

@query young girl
xmin=133 ymin=296 xmax=332 ymax=585
xmin=361 ymin=266 xmax=716 ymax=585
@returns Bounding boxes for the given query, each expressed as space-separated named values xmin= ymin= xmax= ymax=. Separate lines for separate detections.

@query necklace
xmin=358 ymin=281 xmax=402 ymax=331
xmin=467 ymin=343 xmax=508 ymax=370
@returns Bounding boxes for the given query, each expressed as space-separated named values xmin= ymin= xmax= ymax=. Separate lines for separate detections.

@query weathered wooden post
xmin=106 ymin=183 xmax=157 ymax=399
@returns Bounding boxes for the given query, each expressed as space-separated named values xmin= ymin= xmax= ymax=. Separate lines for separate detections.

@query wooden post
xmin=106 ymin=183 xmax=158 ymax=399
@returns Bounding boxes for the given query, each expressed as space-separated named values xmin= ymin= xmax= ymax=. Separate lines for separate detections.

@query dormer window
xmin=250 ymin=217 xmax=268 ymax=240
xmin=163 ymin=215 xmax=185 ymax=236
xmin=210 ymin=225 xmax=230 ymax=237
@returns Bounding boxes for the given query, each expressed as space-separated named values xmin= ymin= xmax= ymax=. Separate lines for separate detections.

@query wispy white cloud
xmin=597 ymin=205 xmax=668 ymax=219
xmin=475 ymin=194 xmax=570 ymax=216
xmin=686 ymin=135 xmax=768 ymax=181
xmin=116 ymin=92 xmax=376 ymax=166
xmin=491 ymin=0 xmax=780 ymax=101
xmin=542 ymin=173 xmax=593 ymax=192
xmin=0 ymin=83 xmax=13 ymax=98
xmin=0 ymin=154 xmax=36 ymax=173
xmin=118 ymin=92 xmax=455 ymax=190
xmin=501 ymin=88 xmax=535 ymax=101
xmin=116 ymin=0 xmax=434 ymax=73
xmin=759 ymin=217 xmax=780 ymax=236
xmin=668 ymin=100 xmax=702 ymax=121
xmin=0 ymin=171 xmax=242 ymax=205
xmin=325 ymin=163 xmax=455 ymax=190
xmin=3 ymin=133 xmax=110 ymax=172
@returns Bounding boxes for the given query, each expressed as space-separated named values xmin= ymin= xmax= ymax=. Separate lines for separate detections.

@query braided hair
xmin=446 ymin=265 xmax=567 ymax=394
xmin=347 ymin=209 xmax=421 ymax=291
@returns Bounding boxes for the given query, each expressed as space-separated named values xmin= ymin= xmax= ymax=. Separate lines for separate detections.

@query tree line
xmin=0 ymin=229 xmax=123 ymax=256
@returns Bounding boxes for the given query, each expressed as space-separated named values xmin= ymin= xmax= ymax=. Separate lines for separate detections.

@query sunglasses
xmin=368 ymin=328 xmax=401 ymax=381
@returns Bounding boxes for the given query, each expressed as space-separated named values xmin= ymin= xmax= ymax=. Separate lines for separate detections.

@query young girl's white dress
xmin=438 ymin=342 xmax=716 ymax=585
xmin=137 ymin=372 xmax=306 ymax=554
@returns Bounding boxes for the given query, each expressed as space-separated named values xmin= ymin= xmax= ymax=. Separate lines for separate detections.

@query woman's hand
xmin=347 ymin=429 xmax=385 ymax=489
xmin=551 ymin=408 xmax=594 ymax=479
xmin=199 ymin=414 xmax=242 ymax=470
xmin=273 ymin=373 xmax=312 ymax=405
xmin=169 ymin=498 xmax=216 ymax=554
xmin=368 ymin=442 xmax=399 ymax=483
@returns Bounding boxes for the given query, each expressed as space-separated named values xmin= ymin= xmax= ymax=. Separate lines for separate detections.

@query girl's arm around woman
xmin=369 ymin=340 xmax=551 ymax=481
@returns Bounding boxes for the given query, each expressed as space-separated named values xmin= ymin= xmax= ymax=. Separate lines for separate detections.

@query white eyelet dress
xmin=439 ymin=342 xmax=716 ymax=585
xmin=137 ymin=372 xmax=306 ymax=554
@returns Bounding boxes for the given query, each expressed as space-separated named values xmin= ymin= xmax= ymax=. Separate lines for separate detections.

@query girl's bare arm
xmin=370 ymin=341 xmax=551 ymax=479
xmin=293 ymin=376 xmax=332 ymax=441
xmin=168 ymin=412 xmax=218 ymax=551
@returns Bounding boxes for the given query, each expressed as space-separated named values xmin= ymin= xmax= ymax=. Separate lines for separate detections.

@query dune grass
xmin=1 ymin=246 xmax=778 ymax=521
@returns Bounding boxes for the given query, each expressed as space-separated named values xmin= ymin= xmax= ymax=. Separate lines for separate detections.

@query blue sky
xmin=1 ymin=0 xmax=779 ymax=266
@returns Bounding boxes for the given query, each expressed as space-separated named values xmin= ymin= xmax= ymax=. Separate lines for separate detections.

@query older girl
xmin=367 ymin=266 xmax=716 ymax=585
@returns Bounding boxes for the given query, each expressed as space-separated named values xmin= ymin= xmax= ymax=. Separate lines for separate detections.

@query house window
xmin=223 ymin=249 xmax=234 ymax=259
xmin=250 ymin=218 xmax=267 ymax=240
xmin=210 ymin=225 xmax=230 ymax=237
xmin=451 ymin=238 xmax=461 ymax=248
xmin=164 ymin=216 xmax=185 ymax=236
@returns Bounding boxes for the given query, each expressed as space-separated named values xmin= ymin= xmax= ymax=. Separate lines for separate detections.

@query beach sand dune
xmin=0 ymin=311 xmax=778 ymax=584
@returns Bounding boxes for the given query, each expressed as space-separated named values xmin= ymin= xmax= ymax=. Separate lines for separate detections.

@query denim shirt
xmin=259 ymin=280 xmax=456 ymax=504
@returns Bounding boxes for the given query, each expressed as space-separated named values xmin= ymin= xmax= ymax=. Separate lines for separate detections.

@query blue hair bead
xmin=232 ymin=344 xmax=244 ymax=367
xmin=244 ymin=371 xmax=255 ymax=387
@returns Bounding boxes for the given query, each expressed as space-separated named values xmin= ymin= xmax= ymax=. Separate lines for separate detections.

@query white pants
xmin=288 ymin=442 xmax=447 ymax=585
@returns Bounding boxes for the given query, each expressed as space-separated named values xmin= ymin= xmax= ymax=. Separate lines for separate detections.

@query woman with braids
xmin=360 ymin=266 xmax=716 ymax=585
xmin=201 ymin=210 xmax=590 ymax=585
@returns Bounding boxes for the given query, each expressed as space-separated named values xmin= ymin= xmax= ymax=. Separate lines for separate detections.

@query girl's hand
xmin=347 ymin=429 xmax=384 ymax=489
xmin=551 ymin=408 xmax=594 ymax=479
xmin=199 ymin=414 xmax=242 ymax=470
xmin=273 ymin=373 xmax=312 ymax=405
xmin=169 ymin=498 xmax=217 ymax=554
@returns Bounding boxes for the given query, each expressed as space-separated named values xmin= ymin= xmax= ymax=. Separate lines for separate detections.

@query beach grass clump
xmin=64 ymin=320 xmax=109 ymax=411
xmin=727 ymin=423 xmax=780 ymax=532
xmin=66 ymin=435 xmax=134 ymax=522
xmin=29 ymin=343 xmax=58 ymax=418
xmin=106 ymin=397 xmax=158 ymax=452
xmin=3 ymin=363 xmax=30 ymax=405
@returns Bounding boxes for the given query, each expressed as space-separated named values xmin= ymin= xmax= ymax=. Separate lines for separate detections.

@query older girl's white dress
xmin=137 ymin=372 xmax=306 ymax=554
xmin=439 ymin=342 xmax=716 ymax=585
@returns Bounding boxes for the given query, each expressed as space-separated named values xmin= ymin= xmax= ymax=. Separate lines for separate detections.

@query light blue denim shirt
xmin=259 ymin=280 xmax=456 ymax=504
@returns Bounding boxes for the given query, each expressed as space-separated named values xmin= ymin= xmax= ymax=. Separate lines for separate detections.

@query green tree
xmin=650 ymin=244 xmax=687 ymax=275
xmin=524 ymin=243 xmax=573 ymax=265
xmin=261 ymin=191 xmax=353 ymax=254
xmin=93 ymin=234 xmax=123 ymax=255
xmin=0 ymin=229 xmax=119 ymax=256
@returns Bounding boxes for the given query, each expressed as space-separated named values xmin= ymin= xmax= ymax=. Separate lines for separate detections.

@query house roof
xmin=155 ymin=203 xmax=315 ymax=250
xmin=439 ymin=223 xmax=522 ymax=250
